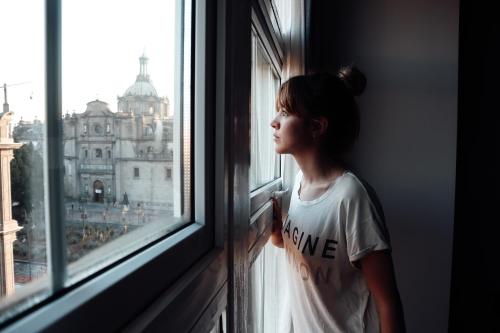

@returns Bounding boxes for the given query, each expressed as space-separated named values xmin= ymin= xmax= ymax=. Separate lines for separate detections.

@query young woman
xmin=270 ymin=68 xmax=405 ymax=333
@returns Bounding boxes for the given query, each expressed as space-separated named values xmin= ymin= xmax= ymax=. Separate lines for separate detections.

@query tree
xmin=10 ymin=142 xmax=44 ymax=223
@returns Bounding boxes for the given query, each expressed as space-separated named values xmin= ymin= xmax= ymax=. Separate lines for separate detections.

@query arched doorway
xmin=93 ymin=180 xmax=104 ymax=203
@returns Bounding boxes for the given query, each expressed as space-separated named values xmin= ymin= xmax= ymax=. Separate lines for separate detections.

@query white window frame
xmin=0 ymin=0 xmax=226 ymax=331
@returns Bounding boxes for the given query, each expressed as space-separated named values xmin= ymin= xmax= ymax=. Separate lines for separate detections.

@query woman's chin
xmin=274 ymin=146 xmax=287 ymax=154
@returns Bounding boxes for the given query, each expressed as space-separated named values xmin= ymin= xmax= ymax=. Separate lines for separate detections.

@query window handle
xmin=272 ymin=188 xmax=289 ymax=199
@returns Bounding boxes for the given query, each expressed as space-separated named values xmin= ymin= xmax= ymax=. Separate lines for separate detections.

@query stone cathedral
xmin=63 ymin=55 xmax=174 ymax=209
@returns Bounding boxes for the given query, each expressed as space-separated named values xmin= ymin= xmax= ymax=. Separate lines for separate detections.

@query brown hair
xmin=276 ymin=66 xmax=366 ymax=157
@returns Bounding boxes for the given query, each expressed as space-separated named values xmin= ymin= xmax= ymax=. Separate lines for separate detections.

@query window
xmin=166 ymin=167 xmax=172 ymax=179
xmin=144 ymin=125 xmax=154 ymax=136
xmin=246 ymin=2 xmax=290 ymax=332
xmin=106 ymin=123 xmax=110 ymax=133
xmin=0 ymin=0 xmax=217 ymax=329
xmin=94 ymin=124 xmax=102 ymax=134
xmin=107 ymin=150 xmax=111 ymax=159
xmin=250 ymin=31 xmax=281 ymax=191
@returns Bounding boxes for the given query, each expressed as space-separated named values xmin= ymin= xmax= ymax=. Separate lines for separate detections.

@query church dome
xmin=123 ymin=54 xmax=158 ymax=97
xmin=124 ymin=81 xmax=158 ymax=97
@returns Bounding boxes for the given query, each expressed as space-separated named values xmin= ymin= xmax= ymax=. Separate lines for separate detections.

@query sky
xmin=0 ymin=0 xmax=176 ymax=124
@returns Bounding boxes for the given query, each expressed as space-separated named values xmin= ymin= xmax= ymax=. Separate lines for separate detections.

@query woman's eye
xmin=280 ymin=110 xmax=288 ymax=116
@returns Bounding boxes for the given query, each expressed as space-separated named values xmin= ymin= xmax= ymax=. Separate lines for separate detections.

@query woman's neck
xmin=292 ymin=149 xmax=344 ymax=184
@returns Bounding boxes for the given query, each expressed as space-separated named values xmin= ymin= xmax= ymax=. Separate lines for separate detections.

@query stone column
xmin=0 ymin=111 xmax=22 ymax=297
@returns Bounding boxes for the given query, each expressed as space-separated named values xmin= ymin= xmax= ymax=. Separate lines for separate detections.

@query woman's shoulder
xmin=335 ymin=171 xmax=374 ymax=202
xmin=336 ymin=171 xmax=386 ymax=219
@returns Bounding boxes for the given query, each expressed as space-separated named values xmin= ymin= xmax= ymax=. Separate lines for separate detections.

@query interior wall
xmin=309 ymin=1 xmax=459 ymax=332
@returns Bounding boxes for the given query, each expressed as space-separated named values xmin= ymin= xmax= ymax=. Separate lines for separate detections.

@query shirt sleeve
xmin=342 ymin=181 xmax=392 ymax=267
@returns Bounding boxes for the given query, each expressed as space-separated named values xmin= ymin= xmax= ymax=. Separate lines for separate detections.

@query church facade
xmin=62 ymin=55 xmax=174 ymax=210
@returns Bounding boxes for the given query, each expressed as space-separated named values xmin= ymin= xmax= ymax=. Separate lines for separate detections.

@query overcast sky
xmin=0 ymin=0 xmax=176 ymax=124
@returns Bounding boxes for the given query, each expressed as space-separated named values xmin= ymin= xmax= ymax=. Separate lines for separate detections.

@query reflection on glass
xmin=61 ymin=0 xmax=191 ymax=283
xmin=250 ymin=32 xmax=280 ymax=191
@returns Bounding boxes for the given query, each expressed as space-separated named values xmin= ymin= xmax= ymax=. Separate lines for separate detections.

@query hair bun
xmin=337 ymin=65 xmax=367 ymax=96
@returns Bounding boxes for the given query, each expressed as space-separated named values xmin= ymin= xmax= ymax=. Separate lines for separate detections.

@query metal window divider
xmin=45 ymin=0 xmax=67 ymax=293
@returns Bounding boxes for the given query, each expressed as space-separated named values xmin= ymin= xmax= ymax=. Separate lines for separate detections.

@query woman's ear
xmin=310 ymin=116 xmax=328 ymax=140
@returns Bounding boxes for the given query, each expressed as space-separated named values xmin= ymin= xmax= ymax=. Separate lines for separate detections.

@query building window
xmin=107 ymin=150 xmax=111 ymax=159
xmin=166 ymin=167 xmax=172 ymax=180
xmin=144 ymin=125 xmax=153 ymax=136
xmin=134 ymin=167 xmax=139 ymax=178
xmin=147 ymin=146 xmax=153 ymax=153
xmin=83 ymin=123 xmax=87 ymax=134
xmin=95 ymin=148 xmax=102 ymax=158
xmin=94 ymin=124 xmax=102 ymax=134
xmin=106 ymin=123 xmax=110 ymax=133
xmin=84 ymin=149 xmax=88 ymax=158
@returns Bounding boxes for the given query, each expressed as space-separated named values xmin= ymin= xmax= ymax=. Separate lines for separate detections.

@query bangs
xmin=275 ymin=77 xmax=305 ymax=117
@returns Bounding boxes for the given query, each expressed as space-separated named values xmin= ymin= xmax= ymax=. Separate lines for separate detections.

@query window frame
xmin=237 ymin=1 xmax=288 ymax=331
xmin=0 ymin=0 xmax=223 ymax=331
xmin=247 ymin=1 xmax=285 ymax=254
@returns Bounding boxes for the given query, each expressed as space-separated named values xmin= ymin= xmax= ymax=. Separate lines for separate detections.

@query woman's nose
xmin=270 ymin=116 xmax=279 ymax=129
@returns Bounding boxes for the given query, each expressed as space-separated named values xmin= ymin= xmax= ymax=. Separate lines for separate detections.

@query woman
xmin=270 ymin=67 xmax=405 ymax=333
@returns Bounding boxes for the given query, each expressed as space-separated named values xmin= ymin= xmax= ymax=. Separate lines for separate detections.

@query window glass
xmin=249 ymin=242 xmax=287 ymax=333
xmin=272 ymin=0 xmax=291 ymax=35
xmin=61 ymin=0 xmax=192 ymax=284
xmin=0 ymin=0 xmax=49 ymax=319
xmin=250 ymin=31 xmax=280 ymax=191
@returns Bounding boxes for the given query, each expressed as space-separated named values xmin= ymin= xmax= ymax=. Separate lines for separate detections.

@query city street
xmin=64 ymin=200 xmax=174 ymax=226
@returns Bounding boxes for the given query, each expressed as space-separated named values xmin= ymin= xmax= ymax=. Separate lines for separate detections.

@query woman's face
xmin=270 ymin=108 xmax=312 ymax=154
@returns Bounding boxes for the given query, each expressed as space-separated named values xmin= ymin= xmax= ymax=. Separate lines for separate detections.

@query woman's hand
xmin=270 ymin=197 xmax=284 ymax=248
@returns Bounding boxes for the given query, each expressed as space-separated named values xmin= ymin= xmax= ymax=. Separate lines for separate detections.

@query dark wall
xmin=309 ymin=1 xmax=459 ymax=332
xmin=449 ymin=1 xmax=500 ymax=332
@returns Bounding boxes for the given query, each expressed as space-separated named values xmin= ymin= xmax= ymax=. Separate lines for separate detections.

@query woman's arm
xmin=270 ymin=198 xmax=284 ymax=248
xmin=359 ymin=250 xmax=406 ymax=333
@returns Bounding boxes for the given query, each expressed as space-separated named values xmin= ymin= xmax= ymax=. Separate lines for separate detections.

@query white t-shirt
xmin=281 ymin=171 xmax=391 ymax=333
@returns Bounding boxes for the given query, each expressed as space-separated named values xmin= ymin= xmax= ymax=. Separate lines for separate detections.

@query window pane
xmin=250 ymin=32 xmax=280 ymax=191
xmin=272 ymin=0 xmax=291 ymax=35
xmin=0 ymin=0 xmax=50 ymax=320
xmin=249 ymin=243 xmax=288 ymax=333
xmin=61 ymin=0 xmax=192 ymax=283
